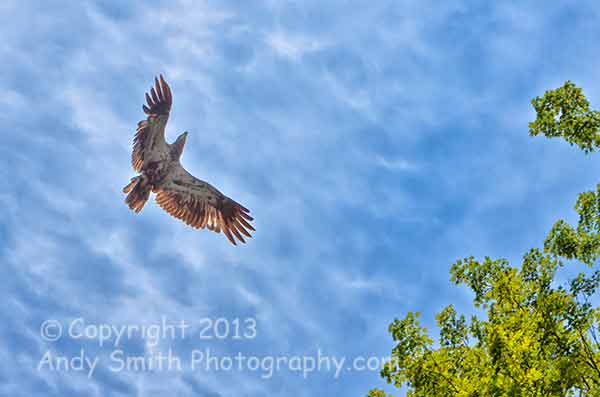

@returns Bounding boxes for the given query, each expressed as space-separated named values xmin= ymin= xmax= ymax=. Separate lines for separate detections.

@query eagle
xmin=123 ymin=75 xmax=255 ymax=245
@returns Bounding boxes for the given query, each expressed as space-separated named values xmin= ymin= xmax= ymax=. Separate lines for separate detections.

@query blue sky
xmin=3 ymin=1 xmax=600 ymax=396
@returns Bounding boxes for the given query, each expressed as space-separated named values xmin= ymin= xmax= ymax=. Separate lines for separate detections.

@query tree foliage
xmin=370 ymin=82 xmax=600 ymax=397
xmin=528 ymin=81 xmax=600 ymax=153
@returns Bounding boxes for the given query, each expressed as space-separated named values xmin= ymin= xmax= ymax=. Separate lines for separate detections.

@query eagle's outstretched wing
xmin=155 ymin=164 xmax=255 ymax=245
xmin=131 ymin=75 xmax=172 ymax=172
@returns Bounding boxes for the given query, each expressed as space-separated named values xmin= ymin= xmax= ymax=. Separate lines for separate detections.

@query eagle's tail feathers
xmin=123 ymin=176 xmax=150 ymax=213
xmin=122 ymin=177 xmax=138 ymax=194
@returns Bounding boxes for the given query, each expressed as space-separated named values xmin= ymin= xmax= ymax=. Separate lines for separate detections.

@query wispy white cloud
xmin=375 ymin=155 xmax=418 ymax=172
xmin=267 ymin=31 xmax=329 ymax=61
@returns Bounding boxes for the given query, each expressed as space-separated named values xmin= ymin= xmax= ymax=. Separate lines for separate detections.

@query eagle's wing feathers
xmin=132 ymin=75 xmax=172 ymax=172
xmin=155 ymin=165 xmax=254 ymax=245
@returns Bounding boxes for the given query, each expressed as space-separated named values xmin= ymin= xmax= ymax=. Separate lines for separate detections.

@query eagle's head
xmin=173 ymin=131 xmax=188 ymax=159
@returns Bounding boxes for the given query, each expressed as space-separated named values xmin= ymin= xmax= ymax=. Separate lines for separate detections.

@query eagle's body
xmin=123 ymin=75 xmax=254 ymax=245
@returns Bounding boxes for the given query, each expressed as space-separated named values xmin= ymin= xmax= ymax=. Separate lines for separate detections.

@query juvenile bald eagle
xmin=123 ymin=75 xmax=254 ymax=245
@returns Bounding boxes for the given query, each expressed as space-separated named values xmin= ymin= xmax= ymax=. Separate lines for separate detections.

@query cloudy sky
xmin=3 ymin=1 xmax=600 ymax=396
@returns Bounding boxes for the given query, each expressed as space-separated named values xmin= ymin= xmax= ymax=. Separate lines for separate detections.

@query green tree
xmin=369 ymin=82 xmax=600 ymax=397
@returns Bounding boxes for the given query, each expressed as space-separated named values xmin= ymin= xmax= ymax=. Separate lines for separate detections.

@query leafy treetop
xmin=369 ymin=81 xmax=600 ymax=397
